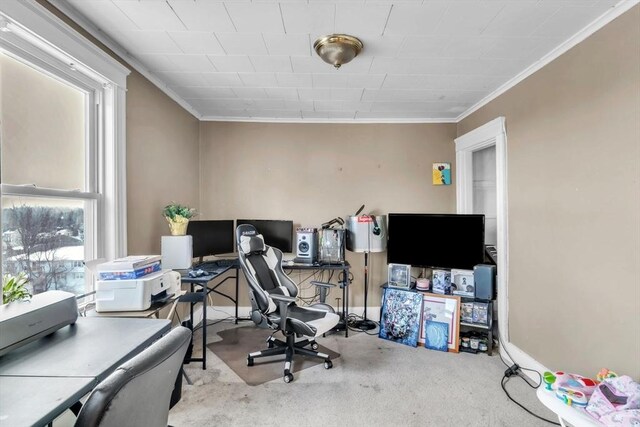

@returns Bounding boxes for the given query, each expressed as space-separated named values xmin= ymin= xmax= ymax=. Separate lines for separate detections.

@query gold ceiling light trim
xmin=313 ymin=34 xmax=363 ymax=69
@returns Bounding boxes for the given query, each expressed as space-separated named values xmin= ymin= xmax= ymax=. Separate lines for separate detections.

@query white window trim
xmin=0 ymin=0 xmax=130 ymax=264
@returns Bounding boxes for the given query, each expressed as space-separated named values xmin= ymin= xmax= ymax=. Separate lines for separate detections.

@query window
xmin=0 ymin=1 xmax=129 ymax=296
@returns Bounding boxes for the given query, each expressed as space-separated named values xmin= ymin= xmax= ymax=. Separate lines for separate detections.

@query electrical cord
xmin=347 ymin=313 xmax=379 ymax=335
xmin=496 ymin=334 xmax=558 ymax=424
xmin=501 ymin=375 xmax=560 ymax=426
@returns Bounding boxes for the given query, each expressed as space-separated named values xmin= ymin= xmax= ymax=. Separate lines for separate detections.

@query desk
xmin=284 ymin=262 xmax=351 ymax=337
xmin=180 ymin=263 xmax=239 ymax=369
xmin=0 ymin=317 xmax=170 ymax=427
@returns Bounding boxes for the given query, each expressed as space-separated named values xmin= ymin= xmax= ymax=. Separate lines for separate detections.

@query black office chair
xmin=236 ymin=224 xmax=340 ymax=383
xmin=74 ymin=326 xmax=191 ymax=427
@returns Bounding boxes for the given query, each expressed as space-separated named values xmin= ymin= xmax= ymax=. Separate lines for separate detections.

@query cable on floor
xmin=346 ymin=313 xmax=379 ymax=335
xmin=501 ymin=375 xmax=560 ymax=426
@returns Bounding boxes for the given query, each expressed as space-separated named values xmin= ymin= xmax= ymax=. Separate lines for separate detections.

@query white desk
xmin=536 ymin=386 xmax=600 ymax=427
xmin=0 ymin=317 xmax=170 ymax=427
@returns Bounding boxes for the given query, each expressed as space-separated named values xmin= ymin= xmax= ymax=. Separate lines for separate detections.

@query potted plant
xmin=3 ymin=272 xmax=32 ymax=304
xmin=162 ymin=202 xmax=196 ymax=236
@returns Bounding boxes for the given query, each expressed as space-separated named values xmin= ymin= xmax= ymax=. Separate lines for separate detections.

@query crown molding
xmin=456 ymin=0 xmax=640 ymax=122
xmin=48 ymin=0 xmax=201 ymax=120
xmin=200 ymin=116 xmax=457 ymax=124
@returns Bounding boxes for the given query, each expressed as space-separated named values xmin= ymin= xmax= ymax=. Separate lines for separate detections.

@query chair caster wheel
xmin=284 ymin=373 xmax=294 ymax=383
xmin=324 ymin=360 xmax=333 ymax=369
xmin=247 ymin=357 xmax=254 ymax=367
xmin=311 ymin=342 xmax=319 ymax=350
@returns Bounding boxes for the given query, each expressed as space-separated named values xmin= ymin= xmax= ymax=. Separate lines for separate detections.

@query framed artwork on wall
xmin=418 ymin=293 xmax=461 ymax=352
xmin=432 ymin=162 xmax=451 ymax=185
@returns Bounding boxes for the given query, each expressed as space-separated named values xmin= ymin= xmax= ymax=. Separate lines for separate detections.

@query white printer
xmin=95 ymin=270 xmax=180 ymax=312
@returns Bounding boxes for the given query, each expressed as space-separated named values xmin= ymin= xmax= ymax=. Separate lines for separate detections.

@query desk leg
xmin=202 ymin=289 xmax=207 ymax=370
xmin=235 ymin=268 xmax=239 ymax=324
xmin=190 ymin=284 xmax=194 ymax=330
xmin=344 ymin=267 xmax=349 ymax=338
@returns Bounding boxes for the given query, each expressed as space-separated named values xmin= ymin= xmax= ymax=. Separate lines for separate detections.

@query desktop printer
xmin=95 ymin=270 xmax=179 ymax=312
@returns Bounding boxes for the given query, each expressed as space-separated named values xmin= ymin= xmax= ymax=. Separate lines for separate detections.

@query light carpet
xmin=169 ymin=322 xmax=556 ymax=427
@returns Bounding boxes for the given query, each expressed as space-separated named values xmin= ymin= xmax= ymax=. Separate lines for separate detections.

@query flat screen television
xmin=387 ymin=213 xmax=485 ymax=270
xmin=236 ymin=219 xmax=293 ymax=253
xmin=187 ymin=220 xmax=235 ymax=258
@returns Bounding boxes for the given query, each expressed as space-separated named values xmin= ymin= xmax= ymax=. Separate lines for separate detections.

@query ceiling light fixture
xmin=313 ymin=34 xmax=363 ymax=69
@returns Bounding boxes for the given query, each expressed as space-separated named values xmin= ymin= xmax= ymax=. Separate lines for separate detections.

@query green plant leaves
xmin=3 ymin=272 xmax=32 ymax=304
xmin=162 ymin=202 xmax=196 ymax=220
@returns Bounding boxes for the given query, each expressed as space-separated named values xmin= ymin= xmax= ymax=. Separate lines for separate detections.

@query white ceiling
xmin=58 ymin=0 xmax=620 ymax=122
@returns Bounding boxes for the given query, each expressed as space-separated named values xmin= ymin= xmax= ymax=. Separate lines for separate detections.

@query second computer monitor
xmin=236 ymin=219 xmax=293 ymax=253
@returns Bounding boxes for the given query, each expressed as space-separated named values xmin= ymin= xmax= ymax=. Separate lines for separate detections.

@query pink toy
xmin=551 ymin=371 xmax=599 ymax=407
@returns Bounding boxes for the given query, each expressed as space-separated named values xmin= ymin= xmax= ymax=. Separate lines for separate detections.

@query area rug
xmin=206 ymin=326 xmax=340 ymax=386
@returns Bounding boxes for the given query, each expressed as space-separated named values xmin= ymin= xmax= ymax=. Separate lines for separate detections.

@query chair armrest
xmin=270 ymin=294 xmax=295 ymax=330
xmin=310 ymin=281 xmax=336 ymax=289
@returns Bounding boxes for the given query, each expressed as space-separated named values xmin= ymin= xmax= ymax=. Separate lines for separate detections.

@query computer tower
xmin=473 ymin=264 xmax=496 ymax=301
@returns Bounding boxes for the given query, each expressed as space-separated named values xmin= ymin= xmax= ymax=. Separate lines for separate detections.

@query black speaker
xmin=473 ymin=264 xmax=496 ymax=301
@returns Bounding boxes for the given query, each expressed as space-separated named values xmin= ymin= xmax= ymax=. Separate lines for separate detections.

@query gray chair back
xmin=74 ymin=326 xmax=191 ymax=427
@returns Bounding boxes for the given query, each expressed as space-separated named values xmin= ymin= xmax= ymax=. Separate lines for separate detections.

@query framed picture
xmin=451 ymin=268 xmax=475 ymax=297
xmin=472 ymin=302 xmax=489 ymax=326
xmin=388 ymin=263 xmax=411 ymax=289
xmin=418 ymin=292 xmax=461 ymax=352
xmin=432 ymin=162 xmax=451 ymax=185
xmin=431 ymin=269 xmax=451 ymax=295
xmin=379 ymin=287 xmax=423 ymax=347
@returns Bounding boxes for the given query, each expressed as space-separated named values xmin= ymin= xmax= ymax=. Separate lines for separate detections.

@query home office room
xmin=0 ymin=1 xmax=638 ymax=426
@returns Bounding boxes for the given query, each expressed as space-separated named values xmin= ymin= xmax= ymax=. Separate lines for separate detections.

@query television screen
xmin=387 ymin=213 xmax=485 ymax=270
xmin=236 ymin=219 xmax=293 ymax=253
xmin=187 ymin=220 xmax=235 ymax=258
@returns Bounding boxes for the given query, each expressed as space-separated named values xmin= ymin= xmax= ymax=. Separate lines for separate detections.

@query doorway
xmin=454 ymin=117 xmax=509 ymax=341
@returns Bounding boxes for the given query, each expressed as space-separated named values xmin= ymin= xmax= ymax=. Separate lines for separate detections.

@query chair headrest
xmin=239 ymin=234 xmax=266 ymax=255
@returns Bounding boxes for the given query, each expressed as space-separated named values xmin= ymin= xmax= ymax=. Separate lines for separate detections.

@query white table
xmin=536 ymin=386 xmax=601 ymax=427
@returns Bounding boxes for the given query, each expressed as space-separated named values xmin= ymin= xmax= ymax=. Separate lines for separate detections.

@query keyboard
xmin=195 ymin=258 xmax=238 ymax=273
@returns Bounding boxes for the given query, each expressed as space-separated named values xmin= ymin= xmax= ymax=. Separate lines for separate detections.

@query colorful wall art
xmin=432 ymin=162 xmax=451 ymax=185
xmin=379 ymin=288 xmax=423 ymax=347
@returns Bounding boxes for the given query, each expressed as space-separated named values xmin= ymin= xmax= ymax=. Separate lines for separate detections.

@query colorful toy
xmin=543 ymin=371 xmax=598 ymax=407
xmin=596 ymin=368 xmax=618 ymax=382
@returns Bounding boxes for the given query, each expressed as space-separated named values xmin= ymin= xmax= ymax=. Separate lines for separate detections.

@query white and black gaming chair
xmin=236 ymin=224 xmax=340 ymax=383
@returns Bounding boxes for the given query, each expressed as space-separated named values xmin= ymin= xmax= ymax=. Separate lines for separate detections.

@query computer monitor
xmin=236 ymin=219 xmax=293 ymax=253
xmin=187 ymin=220 xmax=235 ymax=258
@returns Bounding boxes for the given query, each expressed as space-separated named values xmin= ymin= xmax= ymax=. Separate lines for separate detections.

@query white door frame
xmin=455 ymin=117 xmax=511 ymax=339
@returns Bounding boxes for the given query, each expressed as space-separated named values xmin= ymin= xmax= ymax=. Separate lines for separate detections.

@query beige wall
xmin=458 ymin=6 xmax=640 ymax=378
xmin=38 ymin=1 xmax=201 ymax=255
xmin=199 ymin=122 xmax=457 ymax=306
xmin=126 ymin=71 xmax=200 ymax=254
